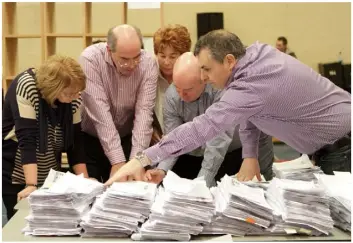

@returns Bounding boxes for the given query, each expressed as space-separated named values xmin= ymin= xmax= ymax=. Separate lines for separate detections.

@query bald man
xmin=79 ymin=25 xmax=159 ymax=182
xmin=145 ymin=53 xmax=274 ymax=187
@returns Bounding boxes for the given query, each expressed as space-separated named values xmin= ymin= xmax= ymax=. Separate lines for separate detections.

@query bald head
xmin=107 ymin=24 xmax=142 ymax=53
xmin=173 ymin=52 xmax=201 ymax=86
xmin=173 ymin=52 xmax=205 ymax=102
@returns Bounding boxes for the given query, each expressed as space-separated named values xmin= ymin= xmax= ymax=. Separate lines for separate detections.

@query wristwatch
xmin=25 ymin=184 xmax=37 ymax=188
xmin=135 ymin=152 xmax=151 ymax=168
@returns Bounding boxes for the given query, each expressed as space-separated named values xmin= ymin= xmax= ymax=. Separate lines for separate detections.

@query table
xmin=14 ymin=198 xmax=29 ymax=211
xmin=3 ymin=208 xmax=351 ymax=242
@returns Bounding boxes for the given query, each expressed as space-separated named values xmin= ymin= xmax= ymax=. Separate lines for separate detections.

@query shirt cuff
xmin=144 ymin=145 xmax=169 ymax=167
xmin=130 ymin=146 xmax=144 ymax=161
xmin=105 ymin=148 xmax=126 ymax=165
xmin=242 ymin=145 xmax=259 ymax=159
xmin=157 ymin=158 xmax=176 ymax=172
xmin=197 ymin=168 xmax=217 ymax=188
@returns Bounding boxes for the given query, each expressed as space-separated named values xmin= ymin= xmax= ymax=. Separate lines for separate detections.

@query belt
xmin=314 ymin=132 xmax=351 ymax=157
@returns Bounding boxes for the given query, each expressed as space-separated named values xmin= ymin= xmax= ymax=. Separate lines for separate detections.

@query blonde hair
xmin=35 ymin=55 xmax=86 ymax=107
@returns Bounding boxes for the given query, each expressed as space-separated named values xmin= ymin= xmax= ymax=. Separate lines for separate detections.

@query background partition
xmin=2 ymin=2 xmax=351 ymax=93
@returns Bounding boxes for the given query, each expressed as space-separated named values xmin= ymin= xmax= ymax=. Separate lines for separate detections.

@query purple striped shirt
xmin=145 ymin=42 xmax=351 ymax=166
xmin=79 ymin=43 xmax=158 ymax=165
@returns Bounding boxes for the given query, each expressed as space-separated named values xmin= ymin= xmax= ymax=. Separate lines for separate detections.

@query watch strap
xmin=25 ymin=184 xmax=38 ymax=188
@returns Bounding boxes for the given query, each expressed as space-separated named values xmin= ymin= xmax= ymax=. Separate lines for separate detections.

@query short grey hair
xmin=194 ymin=30 xmax=246 ymax=63
xmin=107 ymin=25 xmax=144 ymax=52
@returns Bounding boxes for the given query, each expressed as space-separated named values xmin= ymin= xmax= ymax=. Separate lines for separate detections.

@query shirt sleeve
xmin=79 ymin=55 xmax=126 ymax=165
xmin=130 ymin=59 xmax=159 ymax=159
xmin=11 ymin=82 xmax=38 ymax=164
xmin=197 ymin=91 xmax=235 ymax=187
xmin=144 ymin=85 xmax=264 ymax=167
xmin=66 ymin=99 xmax=85 ymax=167
xmin=157 ymin=88 xmax=184 ymax=172
xmin=239 ymin=121 xmax=261 ymax=159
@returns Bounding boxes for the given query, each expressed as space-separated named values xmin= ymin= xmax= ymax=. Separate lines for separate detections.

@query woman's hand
xmin=17 ymin=186 xmax=37 ymax=201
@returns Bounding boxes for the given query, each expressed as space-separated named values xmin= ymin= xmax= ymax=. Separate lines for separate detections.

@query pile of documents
xmin=266 ymin=178 xmax=334 ymax=236
xmin=81 ymin=181 xmax=157 ymax=238
xmin=273 ymin=154 xmax=323 ymax=181
xmin=131 ymin=171 xmax=215 ymax=241
xmin=315 ymin=172 xmax=351 ymax=232
xmin=22 ymin=170 xmax=104 ymax=236
xmin=201 ymin=175 xmax=272 ymax=236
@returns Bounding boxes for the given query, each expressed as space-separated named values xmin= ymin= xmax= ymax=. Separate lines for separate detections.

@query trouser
xmin=2 ymin=182 xmax=25 ymax=220
xmin=313 ymin=133 xmax=351 ymax=175
xmin=83 ymin=132 xmax=132 ymax=183
xmin=171 ymin=147 xmax=273 ymax=182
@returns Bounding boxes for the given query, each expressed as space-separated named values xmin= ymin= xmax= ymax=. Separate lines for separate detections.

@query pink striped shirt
xmin=79 ymin=43 xmax=158 ymax=165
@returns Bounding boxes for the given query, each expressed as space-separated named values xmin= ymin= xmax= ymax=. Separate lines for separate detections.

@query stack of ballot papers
xmin=201 ymin=175 xmax=272 ymax=236
xmin=22 ymin=170 xmax=104 ymax=236
xmin=266 ymin=178 xmax=334 ymax=236
xmin=131 ymin=171 xmax=215 ymax=241
xmin=315 ymin=172 xmax=352 ymax=232
xmin=81 ymin=181 xmax=157 ymax=238
xmin=273 ymin=154 xmax=323 ymax=181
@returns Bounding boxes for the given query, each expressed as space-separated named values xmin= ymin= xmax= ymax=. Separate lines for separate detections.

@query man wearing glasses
xmin=79 ymin=25 xmax=158 ymax=182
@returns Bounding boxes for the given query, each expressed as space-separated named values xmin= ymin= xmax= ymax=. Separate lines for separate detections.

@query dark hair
xmin=277 ymin=36 xmax=288 ymax=45
xmin=194 ymin=29 xmax=246 ymax=63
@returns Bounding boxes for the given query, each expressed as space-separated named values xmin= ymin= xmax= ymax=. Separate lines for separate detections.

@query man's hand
xmin=236 ymin=158 xmax=261 ymax=181
xmin=105 ymin=159 xmax=145 ymax=186
xmin=110 ymin=162 xmax=126 ymax=179
xmin=145 ymin=169 xmax=166 ymax=184
xmin=17 ymin=186 xmax=37 ymax=201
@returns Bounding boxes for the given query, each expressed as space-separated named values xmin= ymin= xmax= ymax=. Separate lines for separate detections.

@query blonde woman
xmin=2 ymin=55 xmax=91 ymax=220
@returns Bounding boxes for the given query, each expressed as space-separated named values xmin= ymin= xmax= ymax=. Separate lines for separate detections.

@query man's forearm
xmin=130 ymin=118 xmax=154 ymax=159
xmin=72 ymin=163 xmax=89 ymax=178
xmin=197 ymin=168 xmax=217 ymax=187
xmin=22 ymin=164 xmax=38 ymax=185
xmin=239 ymin=122 xmax=261 ymax=159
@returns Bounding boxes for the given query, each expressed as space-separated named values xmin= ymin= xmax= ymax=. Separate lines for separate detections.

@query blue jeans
xmin=315 ymin=144 xmax=351 ymax=175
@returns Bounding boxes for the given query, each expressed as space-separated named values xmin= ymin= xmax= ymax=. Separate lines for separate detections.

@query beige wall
xmin=128 ymin=9 xmax=160 ymax=36
xmin=5 ymin=2 xmax=351 ymax=73
xmin=163 ymin=2 xmax=351 ymax=70
xmin=91 ymin=3 xmax=125 ymax=33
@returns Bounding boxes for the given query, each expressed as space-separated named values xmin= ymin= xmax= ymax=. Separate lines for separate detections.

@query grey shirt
xmin=157 ymin=83 xmax=274 ymax=187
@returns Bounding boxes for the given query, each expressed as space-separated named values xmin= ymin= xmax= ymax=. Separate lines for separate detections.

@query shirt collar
xmin=102 ymin=43 xmax=116 ymax=68
xmin=225 ymin=41 xmax=258 ymax=87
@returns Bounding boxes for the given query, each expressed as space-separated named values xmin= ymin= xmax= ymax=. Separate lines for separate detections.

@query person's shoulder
xmin=140 ymin=50 xmax=158 ymax=67
xmin=205 ymin=84 xmax=224 ymax=97
xmin=81 ymin=43 xmax=106 ymax=61
xmin=165 ymin=83 xmax=180 ymax=102
xmin=16 ymin=69 xmax=37 ymax=98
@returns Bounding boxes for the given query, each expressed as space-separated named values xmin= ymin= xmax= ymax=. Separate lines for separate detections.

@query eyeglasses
xmin=116 ymin=56 xmax=142 ymax=68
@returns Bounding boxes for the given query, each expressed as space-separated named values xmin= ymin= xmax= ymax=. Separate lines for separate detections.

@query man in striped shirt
xmin=79 ymin=25 xmax=159 ymax=182
xmin=105 ymin=30 xmax=351 ymax=186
